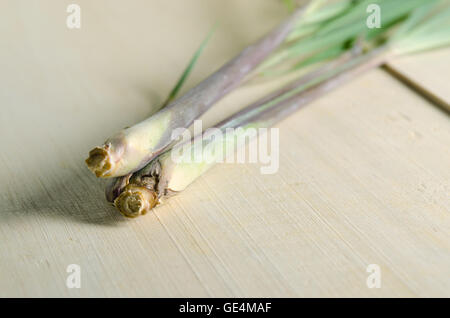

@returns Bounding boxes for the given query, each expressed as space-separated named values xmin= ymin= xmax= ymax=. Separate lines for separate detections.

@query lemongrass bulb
xmin=114 ymin=185 xmax=157 ymax=218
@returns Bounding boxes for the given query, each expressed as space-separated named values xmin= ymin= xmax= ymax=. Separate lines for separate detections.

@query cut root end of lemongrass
xmin=114 ymin=185 xmax=158 ymax=218
xmin=85 ymin=145 xmax=114 ymax=178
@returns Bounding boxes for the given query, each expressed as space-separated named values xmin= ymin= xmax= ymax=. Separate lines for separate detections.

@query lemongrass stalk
xmin=286 ymin=0 xmax=353 ymax=42
xmin=86 ymin=3 xmax=313 ymax=179
xmin=114 ymin=47 xmax=390 ymax=217
xmin=391 ymin=1 xmax=450 ymax=55
xmin=105 ymin=46 xmax=360 ymax=203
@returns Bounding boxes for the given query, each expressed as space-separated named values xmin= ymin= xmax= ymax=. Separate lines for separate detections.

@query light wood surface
xmin=0 ymin=0 xmax=449 ymax=297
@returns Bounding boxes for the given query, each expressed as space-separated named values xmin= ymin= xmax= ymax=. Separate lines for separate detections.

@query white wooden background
xmin=0 ymin=0 xmax=449 ymax=297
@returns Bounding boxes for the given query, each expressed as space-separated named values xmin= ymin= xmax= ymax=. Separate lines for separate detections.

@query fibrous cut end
xmin=85 ymin=145 xmax=113 ymax=178
xmin=114 ymin=185 xmax=158 ymax=218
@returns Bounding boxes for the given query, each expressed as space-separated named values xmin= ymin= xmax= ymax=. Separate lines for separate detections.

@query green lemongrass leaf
xmin=261 ymin=0 xmax=427 ymax=73
xmin=163 ymin=27 xmax=215 ymax=106
xmin=282 ymin=0 xmax=326 ymax=18
xmin=313 ymin=0 xmax=424 ymax=36
xmin=286 ymin=0 xmax=355 ymax=42
xmin=317 ymin=0 xmax=425 ymax=39
xmin=304 ymin=0 xmax=328 ymax=16
xmin=410 ymin=2 xmax=450 ymax=35
xmin=394 ymin=2 xmax=450 ymax=55
xmin=390 ymin=0 xmax=439 ymax=41
xmin=286 ymin=22 xmax=321 ymax=42
xmin=264 ymin=2 xmax=372 ymax=69
xmin=315 ymin=0 xmax=379 ymax=36
xmin=288 ymin=0 xmax=354 ymax=42
xmin=270 ymin=22 xmax=395 ymax=78
xmin=299 ymin=0 xmax=353 ymax=25
xmin=268 ymin=0 xmax=355 ymax=67
xmin=313 ymin=0 xmax=421 ymax=37
xmin=288 ymin=0 xmax=336 ymax=29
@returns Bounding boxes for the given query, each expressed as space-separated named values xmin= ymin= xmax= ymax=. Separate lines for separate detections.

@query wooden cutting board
xmin=0 ymin=0 xmax=449 ymax=297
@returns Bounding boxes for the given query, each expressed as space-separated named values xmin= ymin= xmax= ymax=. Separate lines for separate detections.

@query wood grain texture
xmin=0 ymin=0 xmax=449 ymax=297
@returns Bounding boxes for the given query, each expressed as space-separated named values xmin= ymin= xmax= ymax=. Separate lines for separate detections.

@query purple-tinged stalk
xmin=86 ymin=3 xmax=311 ymax=179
